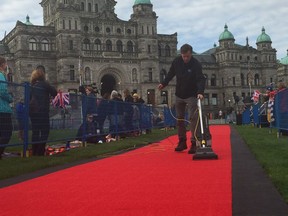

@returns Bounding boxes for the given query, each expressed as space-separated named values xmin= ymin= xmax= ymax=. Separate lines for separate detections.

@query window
xmin=95 ymin=4 xmax=98 ymax=12
xmin=148 ymin=45 xmax=151 ymax=53
xmin=94 ymin=39 xmax=101 ymax=50
xmin=204 ymin=74 xmax=208 ymax=86
xmin=64 ymin=0 xmax=68 ymax=4
xmin=106 ymin=27 xmax=111 ymax=33
xmin=233 ymin=77 xmax=236 ymax=86
xmin=84 ymin=25 xmax=89 ymax=32
xmin=127 ymin=29 xmax=132 ymax=34
xmin=7 ymin=72 xmax=13 ymax=82
xmin=75 ymin=20 xmax=78 ymax=30
xmin=241 ymin=73 xmax=244 ymax=86
xmin=106 ymin=40 xmax=112 ymax=51
xmin=148 ymin=68 xmax=153 ymax=82
xmin=69 ymin=40 xmax=73 ymax=50
xmin=62 ymin=19 xmax=65 ymax=29
xmin=29 ymin=38 xmax=37 ymax=50
xmin=83 ymin=38 xmax=90 ymax=50
xmin=41 ymin=39 xmax=49 ymax=51
xmin=81 ymin=2 xmax=85 ymax=11
xmin=211 ymin=74 xmax=216 ymax=86
xmin=116 ymin=40 xmax=123 ymax=52
xmin=211 ymin=94 xmax=218 ymax=105
xmin=165 ymin=45 xmax=171 ymax=57
xmin=127 ymin=41 xmax=133 ymax=53
xmin=88 ymin=3 xmax=92 ymax=12
xmin=117 ymin=28 xmax=121 ymax=34
xmin=84 ymin=67 xmax=91 ymax=83
xmin=70 ymin=65 xmax=75 ymax=81
xmin=158 ymin=45 xmax=162 ymax=56
xmin=95 ymin=26 xmax=100 ymax=32
xmin=69 ymin=20 xmax=71 ymax=30
xmin=254 ymin=74 xmax=260 ymax=86
xmin=204 ymin=93 xmax=209 ymax=105
xmin=160 ymin=69 xmax=167 ymax=83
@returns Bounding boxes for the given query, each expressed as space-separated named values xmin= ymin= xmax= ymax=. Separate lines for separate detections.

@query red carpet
xmin=0 ymin=125 xmax=231 ymax=216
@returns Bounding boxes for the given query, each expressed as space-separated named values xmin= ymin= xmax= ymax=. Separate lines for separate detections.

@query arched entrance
xmin=100 ymin=74 xmax=116 ymax=96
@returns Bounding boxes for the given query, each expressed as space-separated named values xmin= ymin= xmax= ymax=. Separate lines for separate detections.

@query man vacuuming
xmin=158 ymin=43 xmax=208 ymax=154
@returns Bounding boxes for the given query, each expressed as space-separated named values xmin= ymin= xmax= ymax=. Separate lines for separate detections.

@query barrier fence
xmin=241 ymin=88 xmax=288 ymax=133
xmin=0 ymin=81 xmax=171 ymax=157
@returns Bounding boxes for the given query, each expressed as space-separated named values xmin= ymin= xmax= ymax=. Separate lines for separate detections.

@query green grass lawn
xmin=0 ymin=128 xmax=177 ymax=180
xmin=235 ymin=125 xmax=288 ymax=203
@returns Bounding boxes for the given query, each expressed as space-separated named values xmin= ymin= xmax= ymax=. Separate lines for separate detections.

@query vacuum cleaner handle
xmin=197 ymin=98 xmax=204 ymax=135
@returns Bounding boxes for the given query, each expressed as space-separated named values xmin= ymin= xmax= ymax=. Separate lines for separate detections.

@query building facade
xmin=0 ymin=0 xmax=286 ymax=116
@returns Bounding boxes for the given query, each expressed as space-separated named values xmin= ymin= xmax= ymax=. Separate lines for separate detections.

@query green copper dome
xmin=256 ymin=27 xmax=271 ymax=43
xmin=280 ymin=50 xmax=288 ymax=65
xmin=219 ymin=24 xmax=234 ymax=41
xmin=25 ymin=15 xmax=33 ymax=25
xmin=134 ymin=0 xmax=152 ymax=5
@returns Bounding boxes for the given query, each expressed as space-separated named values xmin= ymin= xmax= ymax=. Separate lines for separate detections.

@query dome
xmin=219 ymin=24 xmax=234 ymax=41
xmin=134 ymin=0 xmax=152 ymax=5
xmin=256 ymin=27 xmax=271 ymax=43
xmin=280 ymin=50 xmax=288 ymax=65
xmin=25 ymin=15 xmax=33 ymax=26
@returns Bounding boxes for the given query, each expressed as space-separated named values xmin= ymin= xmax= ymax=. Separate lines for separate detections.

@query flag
xmin=52 ymin=91 xmax=69 ymax=108
xmin=252 ymin=90 xmax=261 ymax=103
xmin=267 ymin=90 xmax=276 ymax=123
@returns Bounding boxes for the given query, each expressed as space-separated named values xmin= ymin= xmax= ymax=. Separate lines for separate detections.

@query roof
xmin=256 ymin=27 xmax=271 ymax=44
xmin=219 ymin=24 xmax=234 ymax=41
xmin=134 ymin=0 xmax=152 ymax=5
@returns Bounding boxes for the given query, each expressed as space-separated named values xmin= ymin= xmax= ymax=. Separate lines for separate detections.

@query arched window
xmin=116 ymin=40 xmax=123 ymax=52
xmin=127 ymin=41 xmax=133 ymax=53
xmin=29 ymin=38 xmax=37 ymax=50
xmin=254 ymin=74 xmax=260 ymax=86
xmin=83 ymin=38 xmax=90 ymax=50
xmin=41 ymin=39 xmax=50 ymax=51
xmin=160 ymin=69 xmax=167 ymax=83
xmin=84 ymin=67 xmax=91 ymax=83
xmin=211 ymin=74 xmax=216 ymax=86
xmin=106 ymin=40 xmax=112 ymax=51
xmin=94 ymin=39 xmax=101 ymax=51
xmin=165 ymin=45 xmax=171 ymax=57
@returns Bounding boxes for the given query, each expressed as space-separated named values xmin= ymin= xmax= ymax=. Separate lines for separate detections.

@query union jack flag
xmin=252 ymin=90 xmax=261 ymax=103
xmin=52 ymin=91 xmax=69 ymax=108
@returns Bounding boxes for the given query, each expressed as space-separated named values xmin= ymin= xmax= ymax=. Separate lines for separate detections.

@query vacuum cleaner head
xmin=193 ymin=146 xmax=218 ymax=160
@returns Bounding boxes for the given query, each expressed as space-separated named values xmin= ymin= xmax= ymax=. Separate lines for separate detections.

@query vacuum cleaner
xmin=193 ymin=99 xmax=218 ymax=160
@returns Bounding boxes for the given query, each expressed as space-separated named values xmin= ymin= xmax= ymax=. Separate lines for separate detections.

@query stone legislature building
xmin=1 ymin=0 xmax=288 ymax=115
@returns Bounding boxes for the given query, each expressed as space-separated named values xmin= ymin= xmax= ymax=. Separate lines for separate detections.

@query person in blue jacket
xmin=0 ymin=57 xmax=13 ymax=159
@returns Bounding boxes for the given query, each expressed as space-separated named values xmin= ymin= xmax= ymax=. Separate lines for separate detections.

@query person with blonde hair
xmin=29 ymin=67 xmax=57 ymax=156
xmin=0 ymin=57 xmax=13 ymax=159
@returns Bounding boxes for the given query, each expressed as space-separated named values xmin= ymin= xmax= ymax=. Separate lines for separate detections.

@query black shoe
xmin=188 ymin=142 xmax=197 ymax=154
xmin=175 ymin=141 xmax=187 ymax=152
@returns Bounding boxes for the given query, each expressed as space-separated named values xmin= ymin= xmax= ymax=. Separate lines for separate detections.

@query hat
xmin=133 ymin=93 xmax=139 ymax=98
xmin=266 ymin=86 xmax=273 ymax=91
xmin=111 ymin=90 xmax=118 ymax=98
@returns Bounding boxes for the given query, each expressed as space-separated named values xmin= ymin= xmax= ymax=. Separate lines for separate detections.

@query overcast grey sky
xmin=1 ymin=0 xmax=287 ymax=59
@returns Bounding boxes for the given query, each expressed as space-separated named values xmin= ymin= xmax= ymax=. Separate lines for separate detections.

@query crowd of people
xmin=77 ymin=87 xmax=147 ymax=144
